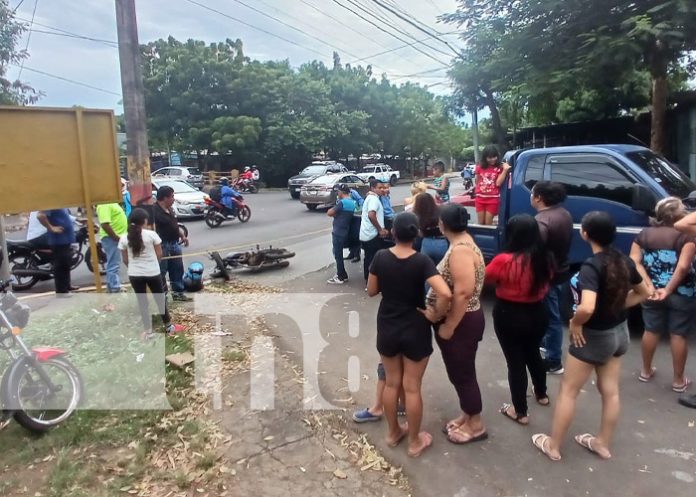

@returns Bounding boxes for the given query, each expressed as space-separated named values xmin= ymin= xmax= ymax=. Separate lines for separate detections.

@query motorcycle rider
xmin=220 ymin=178 xmax=243 ymax=217
xmin=251 ymin=165 xmax=260 ymax=182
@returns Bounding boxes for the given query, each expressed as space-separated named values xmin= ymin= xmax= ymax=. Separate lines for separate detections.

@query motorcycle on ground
xmin=0 ymin=279 xmax=83 ymax=432
xmin=231 ymin=176 xmax=258 ymax=194
xmin=204 ymin=197 xmax=251 ymax=228
xmin=7 ymin=224 xmax=107 ymax=291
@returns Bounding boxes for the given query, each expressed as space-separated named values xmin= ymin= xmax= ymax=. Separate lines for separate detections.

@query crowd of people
xmin=322 ymin=150 xmax=696 ymax=460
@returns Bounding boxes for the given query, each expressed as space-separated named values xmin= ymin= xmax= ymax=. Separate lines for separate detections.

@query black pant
xmin=52 ymin=244 xmax=73 ymax=294
xmin=347 ymin=217 xmax=361 ymax=258
xmin=493 ymin=299 xmax=548 ymax=417
xmin=130 ymin=275 xmax=171 ymax=329
xmin=362 ymin=236 xmax=383 ymax=281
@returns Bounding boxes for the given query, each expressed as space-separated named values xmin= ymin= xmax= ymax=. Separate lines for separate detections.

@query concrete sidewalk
xmin=262 ymin=265 xmax=696 ymax=497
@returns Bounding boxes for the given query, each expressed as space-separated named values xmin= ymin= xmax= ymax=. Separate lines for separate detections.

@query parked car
xmin=153 ymin=166 xmax=204 ymax=189
xmin=288 ymin=161 xmax=350 ymax=199
xmin=356 ymin=163 xmax=400 ymax=186
xmin=300 ymin=174 xmax=369 ymax=210
xmin=456 ymin=144 xmax=696 ymax=266
xmin=152 ymin=179 xmax=209 ymax=218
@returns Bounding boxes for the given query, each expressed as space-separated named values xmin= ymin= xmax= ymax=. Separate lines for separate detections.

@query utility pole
xmin=115 ymin=0 xmax=151 ymax=207
xmin=472 ymin=107 xmax=480 ymax=164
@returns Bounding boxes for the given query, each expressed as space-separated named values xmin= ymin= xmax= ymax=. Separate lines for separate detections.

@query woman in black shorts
xmin=533 ymin=211 xmax=651 ymax=461
xmin=368 ymin=212 xmax=452 ymax=458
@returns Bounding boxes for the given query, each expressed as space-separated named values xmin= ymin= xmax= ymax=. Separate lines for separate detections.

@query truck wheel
xmin=389 ymin=175 xmax=397 ymax=186
xmin=306 ymin=204 xmax=318 ymax=211
xmin=290 ymin=192 xmax=300 ymax=200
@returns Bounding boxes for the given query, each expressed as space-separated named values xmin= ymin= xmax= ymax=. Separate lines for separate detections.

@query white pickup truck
xmin=356 ymin=164 xmax=400 ymax=186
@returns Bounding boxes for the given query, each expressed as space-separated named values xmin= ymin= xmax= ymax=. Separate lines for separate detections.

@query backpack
xmin=209 ymin=186 xmax=222 ymax=202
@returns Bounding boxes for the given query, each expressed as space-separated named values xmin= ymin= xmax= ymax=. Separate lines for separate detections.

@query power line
xmin=383 ymin=0 xmax=446 ymax=35
xmin=223 ymin=0 xmax=368 ymax=62
xmin=329 ymin=0 xmax=450 ymax=67
xmin=30 ymin=28 xmax=118 ymax=47
xmin=12 ymin=0 xmax=26 ymax=12
xmin=14 ymin=65 xmax=122 ymax=96
xmin=15 ymin=17 xmax=118 ymax=47
xmin=181 ymin=0 xmax=328 ymax=58
xmin=348 ymin=0 xmax=453 ymax=59
xmin=17 ymin=0 xmax=39 ymax=79
xmin=369 ymin=0 xmax=461 ymax=57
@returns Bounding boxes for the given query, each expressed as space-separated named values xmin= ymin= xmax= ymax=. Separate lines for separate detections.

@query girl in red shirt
xmin=475 ymin=145 xmax=511 ymax=225
xmin=486 ymin=214 xmax=553 ymax=425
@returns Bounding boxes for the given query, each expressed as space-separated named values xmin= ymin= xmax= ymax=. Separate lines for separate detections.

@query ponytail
xmin=603 ymin=247 xmax=630 ymax=314
xmin=127 ymin=208 xmax=149 ymax=257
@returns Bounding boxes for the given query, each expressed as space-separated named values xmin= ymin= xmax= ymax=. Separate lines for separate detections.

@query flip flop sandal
xmin=672 ymin=378 xmax=691 ymax=393
xmin=574 ymin=433 xmax=611 ymax=460
xmin=352 ymin=408 xmax=382 ymax=423
xmin=532 ymin=387 xmax=550 ymax=406
xmin=407 ymin=432 xmax=433 ymax=458
xmin=500 ymin=403 xmax=529 ymax=425
xmin=531 ymin=433 xmax=561 ymax=461
xmin=386 ymin=425 xmax=409 ymax=448
xmin=638 ymin=367 xmax=657 ymax=383
xmin=441 ymin=420 xmax=462 ymax=435
xmin=446 ymin=427 xmax=489 ymax=445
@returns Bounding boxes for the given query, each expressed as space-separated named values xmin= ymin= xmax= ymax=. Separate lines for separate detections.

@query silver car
xmin=153 ymin=166 xmax=204 ymax=189
xmin=152 ymin=179 xmax=209 ymax=218
xmin=300 ymin=174 xmax=368 ymax=211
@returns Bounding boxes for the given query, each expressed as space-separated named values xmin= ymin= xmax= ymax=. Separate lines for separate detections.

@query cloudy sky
xmin=8 ymin=0 xmax=462 ymax=112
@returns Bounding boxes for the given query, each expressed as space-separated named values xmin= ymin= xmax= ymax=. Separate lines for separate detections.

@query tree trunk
xmin=484 ymin=89 xmax=507 ymax=152
xmin=650 ymin=75 xmax=668 ymax=154
xmin=649 ymin=43 xmax=669 ymax=154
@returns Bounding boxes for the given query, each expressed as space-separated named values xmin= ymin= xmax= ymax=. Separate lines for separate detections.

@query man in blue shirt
xmin=220 ymin=178 xmax=242 ymax=216
xmin=37 ymin=208 xmax=76 ymax=295
xmin=327 ymin=185 xmax=356 ymax=284
xmin=346 ymin=188 xmax=364 ymax=262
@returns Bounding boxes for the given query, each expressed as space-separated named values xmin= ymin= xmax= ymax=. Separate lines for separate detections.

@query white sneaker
xmin=327 ymin=275 xmax=347 ymax=285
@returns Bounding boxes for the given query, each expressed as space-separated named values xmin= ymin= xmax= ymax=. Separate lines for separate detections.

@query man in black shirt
xmin=531 ymin=181 xmax=573 ymax=374
xmin=154 ymin=186 xmax=192 ymax=302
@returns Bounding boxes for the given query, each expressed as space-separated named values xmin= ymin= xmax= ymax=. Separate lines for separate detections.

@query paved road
xmin=10 ymin=183 xmax=433 ymax=294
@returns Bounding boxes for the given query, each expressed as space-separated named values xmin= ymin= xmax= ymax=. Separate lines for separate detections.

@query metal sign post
xmin=0 ymin=216 xmax=10 ymax=281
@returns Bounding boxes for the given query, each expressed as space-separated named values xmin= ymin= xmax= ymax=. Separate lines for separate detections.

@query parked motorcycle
xmin=0 ymin=279 xmax=83 ymax=432
xmin=204 ymin=197 xmax=251 ymax=228
xmin=232 ymin=177 xmax=258 ymax=194
xmin=7 ymin=225 xmax=107 ymax=291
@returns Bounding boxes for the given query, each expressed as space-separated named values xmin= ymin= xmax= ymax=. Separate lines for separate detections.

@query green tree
xmin=0 ymin=0 xmax=39 ymax=104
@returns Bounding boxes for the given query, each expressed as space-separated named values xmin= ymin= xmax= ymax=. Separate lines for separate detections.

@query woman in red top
xmin=486 ymin=214 xmax=553 ymax=425
xmin=475 ymin=145 xmax=511 ymax=226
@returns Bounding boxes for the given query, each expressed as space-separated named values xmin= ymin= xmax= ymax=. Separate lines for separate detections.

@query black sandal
xmin=500 ymin=403 xmax=529 ymax=425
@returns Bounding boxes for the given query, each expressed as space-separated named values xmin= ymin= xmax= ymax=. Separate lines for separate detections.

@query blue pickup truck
xmin=468 ymin=144 xmax=696 ymax=268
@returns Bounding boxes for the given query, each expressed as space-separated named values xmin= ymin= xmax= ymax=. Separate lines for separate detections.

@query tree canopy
xmin=141 ymin=37 xmax=469 ymax=185
xmin=444 ymin=0 xmax=696 ymax=153
xmin=0 ymin=0 xmax=40 ymax=105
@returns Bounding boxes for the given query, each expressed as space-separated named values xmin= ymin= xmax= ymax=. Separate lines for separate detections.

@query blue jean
xmin=542 ymin=282 xmax=565 ymax=364
xmin=332 ymin=234 xmax=348 ymax=280
xmin=101 ymin=236 xmax=121 ymax=292
xmin=160 ymin=241 xmax=185 ymax=293
xmin=420 ymin=237 xmax=449 ymax=266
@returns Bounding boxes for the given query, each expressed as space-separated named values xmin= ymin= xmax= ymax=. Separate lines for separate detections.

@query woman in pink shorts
xmin=474 ymin=145 xmax=511 ymax=225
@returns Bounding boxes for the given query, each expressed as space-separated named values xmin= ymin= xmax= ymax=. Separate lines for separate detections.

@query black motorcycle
xmin=6 ymin=225 xmax=106 ymax=291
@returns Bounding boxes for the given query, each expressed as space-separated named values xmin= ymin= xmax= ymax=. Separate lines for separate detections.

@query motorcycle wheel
xmin=238 ymin=206 xmax=251 ymax=223
xmin=205 ymin=211 xmax=223 ymax=228
xmin=209 ymin=251 xmax=231 ymax=281
xmin=11 ymin=357 xmax=83 ymax=433
xmin=84 ymin=246 xmax=107 ymax=275
xmin=9 ymin=254 xmax=39 ymax=291
xmin=249 ymin=184 xmax=258 ymax=194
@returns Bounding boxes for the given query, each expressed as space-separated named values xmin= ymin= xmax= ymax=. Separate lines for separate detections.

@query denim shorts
xmin=642 ymin=294 xmax=695 ymax=337
xmin=569 ymin=321 xmax=630 ymax=366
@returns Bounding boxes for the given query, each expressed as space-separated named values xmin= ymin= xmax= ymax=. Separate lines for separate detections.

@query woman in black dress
xmin=368 ymin=212 xmax=452 ymax=458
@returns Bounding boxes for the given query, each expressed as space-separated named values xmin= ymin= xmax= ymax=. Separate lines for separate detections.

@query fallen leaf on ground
xmin=333 ymin=469 xmax=348 ymax=479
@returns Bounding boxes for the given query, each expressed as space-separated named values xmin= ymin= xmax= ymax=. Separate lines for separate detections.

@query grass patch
xmin=222 ymin=347 xmax=246 ymax=363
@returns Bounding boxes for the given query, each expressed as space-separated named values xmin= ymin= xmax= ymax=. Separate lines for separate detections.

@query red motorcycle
xmin=231 ymin=176 xmax=258 ymax=194
xmin=204 ymin=197 xmax=251 ymax=228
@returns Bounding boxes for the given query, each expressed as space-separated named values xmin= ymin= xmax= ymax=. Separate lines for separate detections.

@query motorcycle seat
xmin=6 ymin=240 xmax=35 ymax=250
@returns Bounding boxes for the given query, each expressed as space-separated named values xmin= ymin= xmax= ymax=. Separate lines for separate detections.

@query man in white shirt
xmin=359 ymin=179 xmax=389 ymax=282
xmin=26 ymin=211 xmax=49 ymax=247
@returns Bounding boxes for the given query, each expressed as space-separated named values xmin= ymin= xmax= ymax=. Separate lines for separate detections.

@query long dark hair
xmin=439 ymin=203 xmax=469 ymax=233
xmin=413 ymin=193 xmax=439 ymax=231
xmin=392 ymin=212 xmax=420 ymax=243
xmin=581 ymin=211 xmax=630 ymax=314
xmin=127 ymin=208 xmax=149 ymax=257
xmin=504 ymin=214 xmax=552 ymax=295
xmin=480 ymin=144 xmax=502 ymax=169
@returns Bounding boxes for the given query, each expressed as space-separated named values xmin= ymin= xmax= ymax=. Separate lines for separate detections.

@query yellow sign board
xmin=0 ymin=106 xmax=121 ymax=213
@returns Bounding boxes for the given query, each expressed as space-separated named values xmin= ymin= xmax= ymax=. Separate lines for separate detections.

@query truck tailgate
xmin=468 ymin=225 xmax=501 ymax=262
